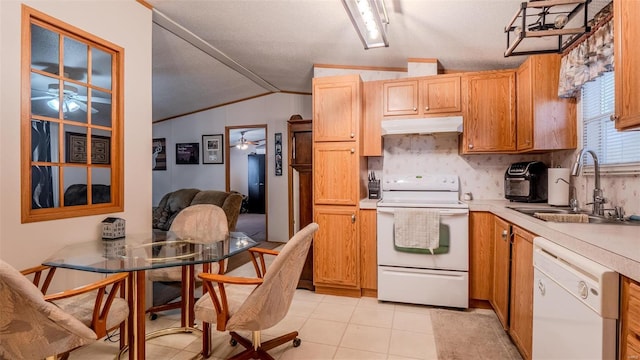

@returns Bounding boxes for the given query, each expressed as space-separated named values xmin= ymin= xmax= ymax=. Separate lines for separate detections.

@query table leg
xmin=180 ymin=264 xmax=195 ymax=328
xmin=126 ymin=270 xmax=146 ymax=360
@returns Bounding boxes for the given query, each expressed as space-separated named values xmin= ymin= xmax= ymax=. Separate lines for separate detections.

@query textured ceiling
xmin=148 ymin=0 xmax=610 ymax=122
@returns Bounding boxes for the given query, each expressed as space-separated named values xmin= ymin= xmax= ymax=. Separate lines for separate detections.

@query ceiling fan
xmin=31 ymin=84 xmax=111 ymax=113
xmin=232 ymin=130 xmax=264 ymax=150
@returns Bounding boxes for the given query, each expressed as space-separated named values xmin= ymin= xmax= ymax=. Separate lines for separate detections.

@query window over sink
xmin=582 ymin=71 xmax=640 ymax=174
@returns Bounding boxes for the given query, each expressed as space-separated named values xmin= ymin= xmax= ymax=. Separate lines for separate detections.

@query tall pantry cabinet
xmin=312 ymin=75 xmax=367 ymax=297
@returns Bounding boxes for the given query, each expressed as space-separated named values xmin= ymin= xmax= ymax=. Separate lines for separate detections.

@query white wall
xmin=0 ymin=1 xmax=153 ymax=281
xmin=152 ymin=93 xmax=312 ymax=242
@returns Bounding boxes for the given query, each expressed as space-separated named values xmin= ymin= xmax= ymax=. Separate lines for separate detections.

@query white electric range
xmin=376 ymin=174 xmax=469 ymax=308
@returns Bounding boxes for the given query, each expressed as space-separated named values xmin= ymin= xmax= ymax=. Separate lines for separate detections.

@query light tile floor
xmin=70 ymin=259 xmax=483 ymax=360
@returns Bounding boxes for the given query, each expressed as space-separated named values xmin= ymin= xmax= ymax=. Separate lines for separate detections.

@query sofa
xmin=152 ymin=188 xmax=243 ymax=233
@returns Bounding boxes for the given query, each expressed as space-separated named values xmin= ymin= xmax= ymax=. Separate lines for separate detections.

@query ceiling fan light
xmin=47 ymin=98 xmax=80 ymax=113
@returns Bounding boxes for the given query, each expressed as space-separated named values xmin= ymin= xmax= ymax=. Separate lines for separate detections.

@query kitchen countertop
xmin=359 ymin=198 xmax=380 ymax=209
xmin=467 ymin=200 xmax=640 ymax=282
xmin=359 ymin=197 xmax=640 ymax=282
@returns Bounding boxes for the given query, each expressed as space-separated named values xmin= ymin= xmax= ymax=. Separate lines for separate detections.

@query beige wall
xmin=0 ymin=0 xmax=153 ymax=285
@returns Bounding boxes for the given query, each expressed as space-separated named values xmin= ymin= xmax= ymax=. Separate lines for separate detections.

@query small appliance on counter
xmin=368 ymin=171 xmax=380 ymax=199
xmin=504 ymin=161 xmax=548 ymax=202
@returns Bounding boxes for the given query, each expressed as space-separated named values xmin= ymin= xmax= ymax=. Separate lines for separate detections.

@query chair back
xmin=149 ymin=204 xmax=230 ymax=282
xmin=226 ymin=223 xmax=319 ymax=331
xmin=169 ymin=204 xmax=229 ymax=243
xmin=0 ymin=260 xmax=96 ymax=359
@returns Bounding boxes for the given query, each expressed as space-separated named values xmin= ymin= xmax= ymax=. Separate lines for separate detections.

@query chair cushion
xmin=148 ymin=263 xmax=222 ymax=282
xmin=53 ymin=294 xmax=129 ymax=331
xmin=194 ymin=284 xmax=251 ymax=325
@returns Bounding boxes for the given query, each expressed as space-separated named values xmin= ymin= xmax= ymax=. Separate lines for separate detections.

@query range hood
xmin=381 ymin=116 xmax=463 ymax=135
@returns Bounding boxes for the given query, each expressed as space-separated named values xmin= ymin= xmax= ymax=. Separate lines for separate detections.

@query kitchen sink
xmin=507 ymin=206 xmax=640 ymax=226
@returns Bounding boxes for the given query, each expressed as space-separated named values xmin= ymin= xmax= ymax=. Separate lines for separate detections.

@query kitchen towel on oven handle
xmin=393 ymin=208 xmax=443 ymax=254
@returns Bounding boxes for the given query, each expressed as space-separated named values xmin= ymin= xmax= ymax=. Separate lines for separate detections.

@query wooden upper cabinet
xmin=516 ymin=54 xmax=577 ymax=152
xmin=614 ymin=0 xmax=640 ymax=130
xmin=383 ymin=80 xmax=419 ymax=116
xmin=462 ymin=70 xmax=517 ymax=154
xmin=382 ymin=74 xmax=462 ymax=118
xmin=313 ymin=75 xmax=362 ymax=142
xmin=362 ymin=80 xmax=383 ymax=156
xmin=420 ymin=75 xmax=461 ymax=114
xmin=313 ymin=141 xmax=360 ymax=206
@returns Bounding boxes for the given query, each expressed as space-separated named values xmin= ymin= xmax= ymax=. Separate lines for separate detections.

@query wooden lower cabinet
xmin=509 ymin=226 xmax=534 ymax=360
xmin=313 ymin=205 xmax=360 ymax=296
xmin=621 ymin=276 xmax=640 ymax=359
xmin=469 ymin=212 xmax=494 ymax=301
xmin=491 ymin=216 xmax=511 ymax=329
xmin=474 ymin=212 xmax=533 ymax=359
xmin=359 ymin=209 xmax=377 ymax=297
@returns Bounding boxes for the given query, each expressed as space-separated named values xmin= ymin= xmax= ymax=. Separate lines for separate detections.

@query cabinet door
xmin=421 ymin=75 xmax=461 ymax=114
xmin=509 ymin=226 xmax=534 ymax=360
xmin=516 ymin=59 xmax=534 ymax=151
xmin=313 ymin=75 xmax=361 ymax=141
xmin=383 ymin=80 xmax=419 ymax=116
xmin=469 ymin=212 xmax=494 ymax=301
xmin=359 ymin=209 xmax=377 ymax=295
xmin=462 ymin=70 xmax=516 ymax=153
xmin=313 ymin=142 xmax=359 ymax=205
xmin=362 ymin=81 xmax=383 ymax=156
xmin=614 ymin=0 xmax=640 ymax=130
xmin=491 ymin=216 xmax=511 ymax=329
xmin=517 ymin=54 xmax=577 ymax=151
xmin=313 ymin=205 xmax=360 ymax=289
xmin=621 ymin=276 xmax=640 ymax=360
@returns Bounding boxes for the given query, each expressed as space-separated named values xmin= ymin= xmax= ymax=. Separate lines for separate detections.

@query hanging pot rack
xmin=504 ymin=0 xmax=591 ymax=57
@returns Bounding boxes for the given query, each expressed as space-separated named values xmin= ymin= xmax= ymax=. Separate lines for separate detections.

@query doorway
xmin=226 ymin=125 xmax=267 ymax=242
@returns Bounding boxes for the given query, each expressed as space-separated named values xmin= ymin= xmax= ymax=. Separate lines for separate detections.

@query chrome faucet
xmin=571 ymin=148 xmax=605 ymax=216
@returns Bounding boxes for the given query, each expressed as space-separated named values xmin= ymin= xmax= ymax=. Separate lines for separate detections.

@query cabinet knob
xmin=468 ymin=144 xmax=474 ymax=149
xmin=350 ymin=132 xmax=355 ymax=138
xmin=424 ymin=106 xmax=430 ymax=111
xmin=501 ymin=229 xmax=508 ymax=240
xmin=351 ymin=214 xmax=356 ymax=223
xmin=412 ymin=107 xmax=417 ymax=111
xmin=610 ymin=114 xmax=619 ymax=122
xmin=350 ymin=148 xmax=355 ymax=154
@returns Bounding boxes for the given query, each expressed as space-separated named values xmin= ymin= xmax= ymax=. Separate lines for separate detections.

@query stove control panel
xmin=383 ymin=174 xmax=459 ymax=192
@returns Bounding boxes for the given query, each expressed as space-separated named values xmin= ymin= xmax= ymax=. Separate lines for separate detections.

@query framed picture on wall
xmin=175 ymin=142 xmax=199 ymax=164
xmin=152 ymin=138 xmax=167 ymax=170
xmin=202 ymin=134 xmax=224 ymax=164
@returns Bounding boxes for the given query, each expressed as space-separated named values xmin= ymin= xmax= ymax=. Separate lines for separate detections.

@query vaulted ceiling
xmin=148 ymin=0 xmax=610 ymax=122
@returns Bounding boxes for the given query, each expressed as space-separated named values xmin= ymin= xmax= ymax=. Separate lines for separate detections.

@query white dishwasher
xmin=532 ymin=237 xmax=619 ymax=360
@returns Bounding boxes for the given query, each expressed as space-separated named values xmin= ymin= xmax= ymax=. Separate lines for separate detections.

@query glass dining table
xmin=42 ymin=231 xmax=258 ymax=360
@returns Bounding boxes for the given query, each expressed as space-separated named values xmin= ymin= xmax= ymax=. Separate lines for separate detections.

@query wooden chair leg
xmin=202 ymin=322 xmax=211 ymax=358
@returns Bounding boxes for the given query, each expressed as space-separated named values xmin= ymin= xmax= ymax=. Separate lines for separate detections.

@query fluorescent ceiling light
xmin=341 ymin=0 xmax=389 ymax=49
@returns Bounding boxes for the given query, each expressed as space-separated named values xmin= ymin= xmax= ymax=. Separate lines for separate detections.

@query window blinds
xmin=582 ymin=71 xmax=640 ymax=171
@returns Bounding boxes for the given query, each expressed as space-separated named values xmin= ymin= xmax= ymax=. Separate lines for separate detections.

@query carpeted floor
xmin=431 ymin=308 xmax=522 ymax=360
xmin=235 ymin=213 xmax=266 ymax=243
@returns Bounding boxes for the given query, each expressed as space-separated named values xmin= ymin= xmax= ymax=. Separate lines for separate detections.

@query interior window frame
xmin=21 ymin=5 xmax=124 ymax=223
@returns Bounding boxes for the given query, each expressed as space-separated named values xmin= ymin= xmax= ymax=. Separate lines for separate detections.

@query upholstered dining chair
xmin=0 ymin=260 xmax=129 ymax=359
xmin=147 ymin=204 xmax=230 ymax=318
xmin=194 ymin=222 xmax=319 ymax=360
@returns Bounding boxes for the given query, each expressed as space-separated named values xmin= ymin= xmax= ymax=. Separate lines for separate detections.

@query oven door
xmin=376 ymin=207 xmax=469 ymax=271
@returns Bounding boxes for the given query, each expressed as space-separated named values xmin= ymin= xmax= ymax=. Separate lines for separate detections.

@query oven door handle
xmin=376 ymin=208 xmax=469 ymax=216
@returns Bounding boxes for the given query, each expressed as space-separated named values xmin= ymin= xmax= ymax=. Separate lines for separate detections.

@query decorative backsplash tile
xmin=369 ymin=134 xmax=640 ymax=215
